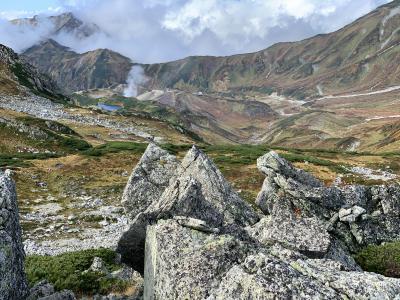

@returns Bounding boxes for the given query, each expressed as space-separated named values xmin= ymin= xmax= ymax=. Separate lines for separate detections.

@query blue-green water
xmin=98 ymin=103 xmax=121 ymax=111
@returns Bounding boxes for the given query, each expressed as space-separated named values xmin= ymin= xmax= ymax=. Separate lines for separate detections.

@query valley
xmin=1 ymin=1 xmax=400 ymax=299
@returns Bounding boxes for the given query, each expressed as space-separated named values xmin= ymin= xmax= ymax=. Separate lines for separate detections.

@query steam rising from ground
xmin=123 ymin=66 xmax=148 ymax=97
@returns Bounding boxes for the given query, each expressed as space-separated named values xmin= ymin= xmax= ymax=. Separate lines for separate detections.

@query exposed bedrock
xmin=116 ymin=147 xmax=400 ymax=299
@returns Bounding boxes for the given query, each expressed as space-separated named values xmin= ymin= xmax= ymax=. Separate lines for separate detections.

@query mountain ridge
xmin=22 ymin=39 xmax=133 ymax=93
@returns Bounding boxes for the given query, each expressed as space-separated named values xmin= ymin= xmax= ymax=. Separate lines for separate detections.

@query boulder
xmin=121 ymin=143 xmax=180 ymax=218
xmin=179 ymin=146 xmax=259 ymax=227
xmin=371 ymin=185 xmax=400 ymax=215
xmin=36 ymin=291 xmax=76 ymax=300
xmin=111 ymin=265 xmax=144 ymax=298
xmin=143 ymin=216 xmax=400 ymax=300
xmin=27 ymin=281 xmax=55 ymax=300
xmin=248 ymin=215 xmax=331 ymax=257
xmin=88 ymin=257 xmax=109 ymax=274
xmin=255 ymin=151 xmax=400 ymax=250
xmin=118 ymin=146 xmax=258 ymax=270
xmin=208 ymin=253 xmax=340 ymax=299
xmin=293 ymin=258 xmax=400 ymax=299
xmin=144 ymin=219 xmax=248 ymax=300
xmin=27 ymin=279 xmax=76 ymax=300
xmin=0 ymin=170 xmax=28 ymax=299
xmin=257 ymin=151 xmax=322 ymax=187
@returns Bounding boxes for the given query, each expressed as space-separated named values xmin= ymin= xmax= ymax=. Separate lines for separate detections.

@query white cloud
xmin=0 ymin=0 xmax=392 ymax=62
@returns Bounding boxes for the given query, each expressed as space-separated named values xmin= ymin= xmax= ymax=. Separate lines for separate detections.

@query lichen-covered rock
xmin=27 ymin=281 xmax=76 ymax=300
xmin=293 ymin=258 xmax=400 ymax=299
xmin=111 ymin=265 xmax=144 ymax=298
xmin=144 ymin=219 xmax=248 ymax=300
xmin=255 ymin=151 xmax=400 ymax=251
xmin=371 ymin=185 xmax=400 ymax=215
xmin=36 ymin=290 xmax=76 ymax=300
xmin=27 ymin=281 xmax=55 ymax=300
xmin=118 ymin=146 xmax=258 ymax=270
xmin=0 ymin=170 xmax=28 ymax=300
xmin=121 ymin=143 xmax=180 ymax=218
xmin=179 ymin=146 xmax=259 ymax=227
xmin=118 ymin=176 xmax=224 ymax=270
xmin=88 ymin=257 xmax=109 ymax=274
xmin=208 ymin=253 xmax=340 ymax=299
xmin=257 ymin=151 xmax=322 ymax=188
xmin=248 ymin=215 xmax=331 ymax=257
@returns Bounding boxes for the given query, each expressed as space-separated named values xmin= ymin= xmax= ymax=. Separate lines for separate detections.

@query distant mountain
xmin=0 ymin=43 xmax=66 ymax=102
xmin=22 ymin=39 xmax=132 ymax=93
xmin=11 ymin=12 xmax=100 ymax=40
xmin=143 ymin=0 xmax=400 ymax=99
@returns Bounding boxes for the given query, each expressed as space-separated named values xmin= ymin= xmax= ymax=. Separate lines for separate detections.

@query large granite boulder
xmin=208 ymin=253 xmax=340 ymax=299
xmin=118 ymin=148 xmax=400 ymax=299
xmin=117 ymin=146 xmax=259 ymax=271
xmin=121 ymin=143 xmax=180 ymax=218
xmin=144 ymin=219 xmax=248 ymax=300
xmin=248 ymin=215 xmax=331 ymax=257
xmin=256 ymin=151 xmax=400 ymax=251
xmin=178 ymin=146 xmax=259 ymax=227
xmin=144 ymin=217 xmax=400 ymax=299
xmin=0 ymin=170 xmax=28 ymax=300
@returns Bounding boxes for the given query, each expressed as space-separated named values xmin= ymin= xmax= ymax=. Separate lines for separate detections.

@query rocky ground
xmin=4 ymin=143 xmax=400 ymax=299
xmin=0 ymin=94 xmax=194 ymax=145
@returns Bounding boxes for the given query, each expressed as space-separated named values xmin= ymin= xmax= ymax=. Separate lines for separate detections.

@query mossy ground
xmin=355 ymin=242 xmax=400 ymax=278
xmin=25 ymin=248 xmax=129 ymax=296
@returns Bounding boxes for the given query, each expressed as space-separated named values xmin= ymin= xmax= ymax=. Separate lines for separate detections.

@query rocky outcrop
xmin=248 ymin=215 xmax=331 ymax=257
xmin=28 ymin=285 xmax=76 ymax=300
xmin=144 ymin=219 xmax=248 ymax=300
xmin=178 ymin=146 xmax=259 ymax=227
xmin=209 ymin=252 xmax=400 ymax=299
xmin=144 ymin=216 xmax=400 ymax=299
xmin=0 ymin=44 xmax=65 ymax=101
xmin=256 ymin=151 xmax=400 ymax=251
xmin=117 ymin=146 xmax=259 ymax=271
xmin=0 ymin=170 xmax=29 ymax=300
xmin=121 ymin=143 xmax=180 ymax=218
xmin=1 ymin=170 xmax=77 ymax=300
xmin=116 ymin=148 xmax=400 ymax=299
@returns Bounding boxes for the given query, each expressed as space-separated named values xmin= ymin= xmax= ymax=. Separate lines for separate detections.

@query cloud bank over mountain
xmin=0 ymin=0 xmax=391 ymax=63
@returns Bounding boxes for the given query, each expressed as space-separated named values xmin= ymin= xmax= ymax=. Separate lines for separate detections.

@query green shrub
xmin=25 ymin=248 xmax=128 ymax=296
xmin=82 ymin=142 xmax=147 ymax=156
xmin=354 ymin=242 xmax=400 ymax=278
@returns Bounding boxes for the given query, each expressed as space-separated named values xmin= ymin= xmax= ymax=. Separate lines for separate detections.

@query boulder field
xmin=3 ymin=144 xmax=400 ymax=299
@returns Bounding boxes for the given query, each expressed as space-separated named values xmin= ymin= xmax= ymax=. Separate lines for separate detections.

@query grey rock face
xmin=117 ymin=176 xmax=224 ymax=270
xmin=27 ymin=281 xmax=55 ymax=300
xmin=0 ymin=171 xmax=28 ymax=300
xmin=121 ymin=143 xmax=180 ymax=217
xmin=257 ymin=151 xmax=322 ymax=188
xmin=180 ymin=146 xmax=259 ymax=227
xmin=27 ymin=280 xmax=76 ymax=300
xmin=144 ymin=217 xmax=400 ymax=300
xmin=118 ymin=146 xmax=258 ymax=270
xmin=88 ymin=257 xmax=109 ymax=274
xmin=208 ymin=253 xmax=340 ymax=299
xmin=36 ymin=290 xmax=76 ymax=300
xmin=256 ymin=151 xmax=400 ymax=250
xmin=116 ymin=148 xmax=400 ymax=299
xmin=144 ymin=219 xmax=248 ymax=300
xmin=248 ymin=215 xmax=331 ymax=257
xmin=294 ymin=258 xmax=400 ymax=299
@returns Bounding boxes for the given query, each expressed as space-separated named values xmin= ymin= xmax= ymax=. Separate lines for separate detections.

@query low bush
xmin=25 ymin=248 xmax=128 ymax=296
xmin=82 ymin=142 xmax=147 ymax=156
xmin=354 ymin=242 xmax=400 ymax=278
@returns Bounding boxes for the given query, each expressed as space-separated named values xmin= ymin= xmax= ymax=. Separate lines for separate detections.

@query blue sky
xmin=0 ymin=0 xmax=58 ymax=11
